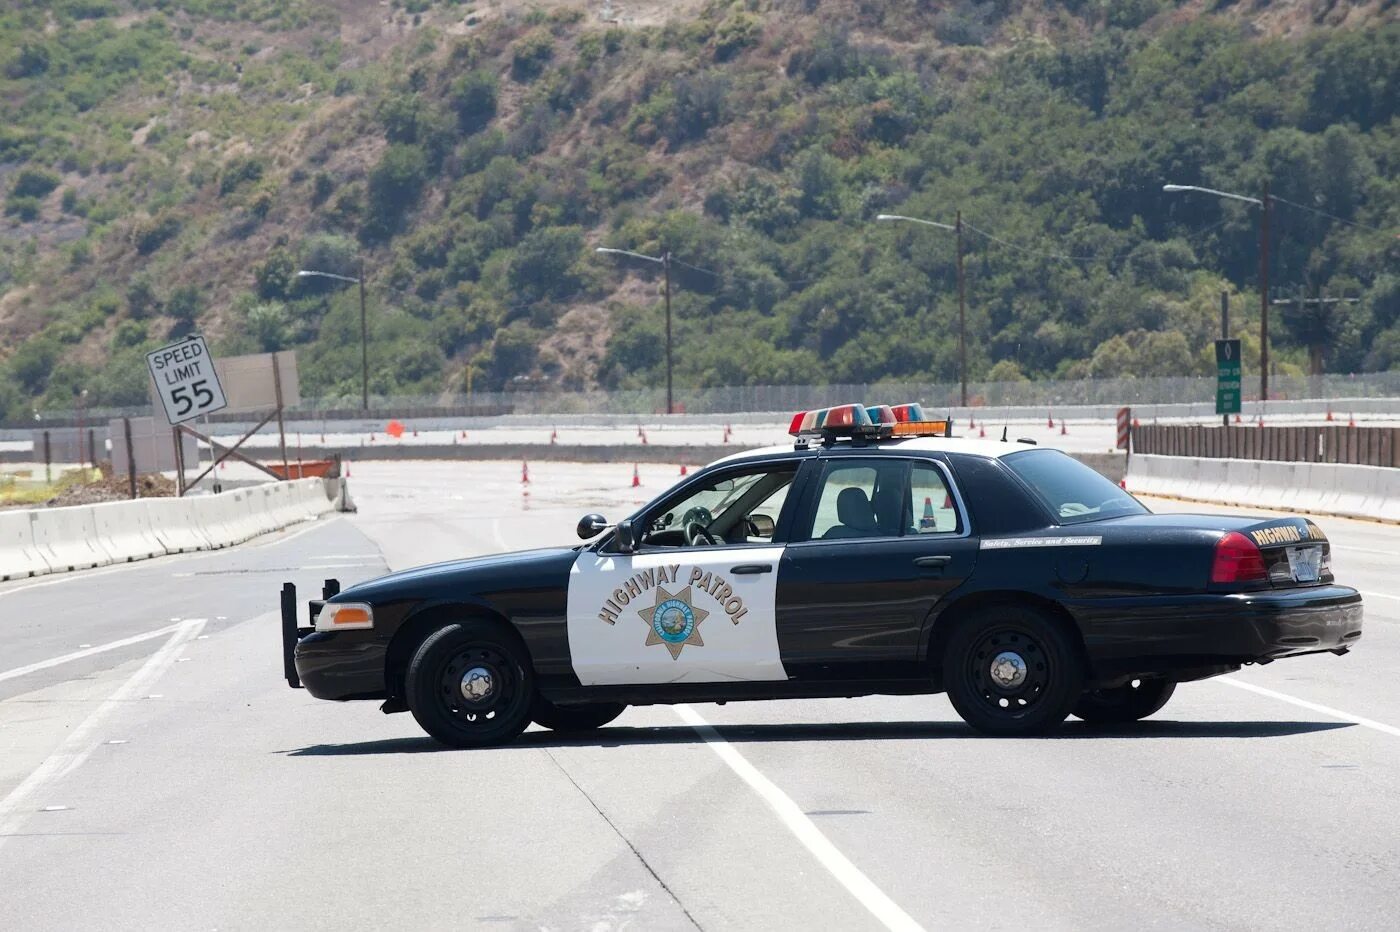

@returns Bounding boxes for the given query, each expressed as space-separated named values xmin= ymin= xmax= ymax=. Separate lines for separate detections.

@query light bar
xmin=789 ymin=404 xmax=880 ymax=438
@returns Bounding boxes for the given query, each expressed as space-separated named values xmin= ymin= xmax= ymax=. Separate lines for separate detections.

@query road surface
xmin=1 ymin=460 xmax=1396 ymax=930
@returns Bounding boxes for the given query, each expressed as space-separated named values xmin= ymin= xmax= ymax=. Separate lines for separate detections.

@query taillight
xmin=1211 ymin=531 xmax=1267 ymax=584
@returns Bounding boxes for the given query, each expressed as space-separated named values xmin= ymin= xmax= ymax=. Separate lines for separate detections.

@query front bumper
xmin=280 ymin=580 xmax=388 ymax=701
xmin=1075 ymin=585 xmax=1363 ymax=678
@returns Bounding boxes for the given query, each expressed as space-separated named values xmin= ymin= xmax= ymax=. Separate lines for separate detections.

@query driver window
xmin=639 ymin=464 xmax=798 ymax=549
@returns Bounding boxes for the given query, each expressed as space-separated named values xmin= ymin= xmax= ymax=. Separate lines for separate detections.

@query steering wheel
xmin=681 ymin=506 xmax=719 ymax=547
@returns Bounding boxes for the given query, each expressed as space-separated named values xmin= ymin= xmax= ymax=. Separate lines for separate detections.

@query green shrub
xmin=219 ymin=155 xmax=265 ymax=196
xmin=510 ymin=31 xmax=554 ymax=82
xmin=134 ymin=213 xmax=182 ymax=255
xmin=12 ymin=168 xmax=61 ymax=200
xmin=451 ymin=69 xmax=498 ymax=133
xmin=5 ymin=197 xmax=41 ymax=221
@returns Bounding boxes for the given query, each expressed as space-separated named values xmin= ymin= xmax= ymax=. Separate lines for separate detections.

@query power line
xmin=1267 ymin=193 xmax=1393 ymax=236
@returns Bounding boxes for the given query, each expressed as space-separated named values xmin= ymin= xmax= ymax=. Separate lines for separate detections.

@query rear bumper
xmin=1075 ymin=585 xmax=1363 ymax=678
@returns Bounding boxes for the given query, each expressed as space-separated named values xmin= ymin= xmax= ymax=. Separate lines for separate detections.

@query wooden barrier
xmin=1133 ymin=425 xmax=1400 ymax=467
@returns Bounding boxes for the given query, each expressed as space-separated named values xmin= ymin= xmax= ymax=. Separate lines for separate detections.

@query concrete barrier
xmin=31 ymin=505 xmax=109 ymax=572
xmin=90 ymin=499 xmax=164 ymax=562
xmin=0 ymin=511 xmax=51 ymax=580
xmin=1127 ymin=454 xmax=1400 ymax=523
xmin=145 ymin=497 xmax=211 ymax=554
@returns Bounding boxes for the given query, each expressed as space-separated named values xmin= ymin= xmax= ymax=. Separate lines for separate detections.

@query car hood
xmin=335 ymin=546 xmax=581 ymax=603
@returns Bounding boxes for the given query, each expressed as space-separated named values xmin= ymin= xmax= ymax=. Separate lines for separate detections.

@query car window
xmin=910 ymin=463 xmax=962 ymax=535
xmin=1003 ymin=448 xmax=1146 ymax=525
xmin=640 ymin=463 xmax=798 ymax=548
xmin=802 ymin=460 xmax=908 ymax=541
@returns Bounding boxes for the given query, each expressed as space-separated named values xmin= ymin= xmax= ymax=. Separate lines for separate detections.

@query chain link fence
xmin=27 ymin=373 xmax=1400 ymax=424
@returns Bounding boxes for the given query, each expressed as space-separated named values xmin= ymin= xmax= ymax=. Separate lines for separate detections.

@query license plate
xmin=1287 ymin=545 xmax=1322 ymax=583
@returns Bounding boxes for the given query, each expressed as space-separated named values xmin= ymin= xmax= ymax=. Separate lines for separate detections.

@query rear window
xmin=1003 ymin=449 xmax=1146 ymax=525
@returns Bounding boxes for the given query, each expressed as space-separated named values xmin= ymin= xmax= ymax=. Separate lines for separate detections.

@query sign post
xmin=1215 ymin=339 xmax=1242 ymax=418
xmin=147 ymin=335 xmax=228 ymax=425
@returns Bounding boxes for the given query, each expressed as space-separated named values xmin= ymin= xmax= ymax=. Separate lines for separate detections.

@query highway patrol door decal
xmin=567 ymin=547 xmax=787 ymax=686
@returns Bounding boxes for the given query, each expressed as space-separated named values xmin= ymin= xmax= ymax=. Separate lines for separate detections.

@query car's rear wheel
xmin=405 ymin=621 xmax=533 ymax=749
xmin=1073 ymin=678 xmax=1176 ymax=724
xmin=530 ymin=696 xmax=627 ymax=733
xmin=943 ymin=604 xmax=1083 ymax=736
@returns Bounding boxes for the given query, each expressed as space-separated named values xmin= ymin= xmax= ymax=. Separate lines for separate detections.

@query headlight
xmin=316 ymin=602 xmax=374 ymax=632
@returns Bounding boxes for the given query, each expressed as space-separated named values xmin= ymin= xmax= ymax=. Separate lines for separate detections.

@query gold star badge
xmin=637 ymin=584 xmax=709 ymax=660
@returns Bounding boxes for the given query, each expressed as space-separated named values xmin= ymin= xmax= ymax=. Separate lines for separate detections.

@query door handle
xmin=913 ymin=555 xmax=951 ymax=568
xmin=731 ymin=564 xmax=773 ymax=575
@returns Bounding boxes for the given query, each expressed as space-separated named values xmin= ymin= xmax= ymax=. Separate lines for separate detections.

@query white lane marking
xmin=1218 ymin=677 xmax=1400 ymax=739
xmin=0 ymin=515 xmax=342 ymax=599
xmin=492 ymin=518 xmax=511 ymax=553
xmin=673 ymin=704 xmax=925 ymax=932
xmin=0 ymin=618 xmax=205 ymax=847
xmin=0 ymin=624 xmax=182 ymax=684
xmin=1358 ymin=590 xmax=1400 ymax=603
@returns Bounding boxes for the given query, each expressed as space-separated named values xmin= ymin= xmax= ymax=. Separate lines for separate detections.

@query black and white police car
xmin=280 ymin=403 xmax=1363 ymax=747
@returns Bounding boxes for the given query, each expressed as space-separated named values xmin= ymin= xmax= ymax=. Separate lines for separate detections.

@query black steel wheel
xmin=1073 ymin=678 xmax=1176 ymax=724
xmin=530 ymin=696 xmax=627 ymax=733
xmin=406 ymin=621 xmax=533 ymax=749
xmin=943 ymin=604 xmax=1083 ymax=736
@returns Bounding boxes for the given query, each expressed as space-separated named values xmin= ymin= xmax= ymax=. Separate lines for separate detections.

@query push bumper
xmin=1076 ymin=585 xmax=1363 ymax=677
xmin=280 ymin=580 xmax=389 ymax=701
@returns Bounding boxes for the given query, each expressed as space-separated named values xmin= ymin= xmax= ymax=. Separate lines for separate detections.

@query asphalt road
xmin=1 ymin=460 xmax=1397 ymax=931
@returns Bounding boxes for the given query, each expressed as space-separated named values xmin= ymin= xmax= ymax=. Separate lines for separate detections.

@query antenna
xmin=1001 ymin=343 xmax=1020 ymax=442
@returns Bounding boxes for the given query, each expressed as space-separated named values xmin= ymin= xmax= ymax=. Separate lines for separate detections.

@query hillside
xmin=0 ymin=0 xmax=1397 ymax=416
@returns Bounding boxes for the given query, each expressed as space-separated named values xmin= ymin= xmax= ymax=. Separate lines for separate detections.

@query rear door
xmin=776 ymin=455 xmax=978 ymax=680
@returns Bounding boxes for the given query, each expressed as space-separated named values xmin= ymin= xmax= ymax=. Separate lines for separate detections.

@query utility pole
xmin=1259 ymin=180 xmax=1271 ymax=405
xmin=956 ymin=210 xmax=967 ymax=408
xmin=663 ymin=250 xmax=673 ymax=416
xmin=359 ymin=255 xmax=369 ymax=413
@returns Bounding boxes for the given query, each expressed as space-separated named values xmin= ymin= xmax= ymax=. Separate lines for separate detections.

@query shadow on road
xmin=279 ymin=718 xmax=1351 ymax=756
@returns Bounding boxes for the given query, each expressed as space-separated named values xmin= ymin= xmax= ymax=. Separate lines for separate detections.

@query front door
xmin=566 ymin=460 xmax=802 ymax=686
xmin=777 ymin=455 xmax=978 ymax=680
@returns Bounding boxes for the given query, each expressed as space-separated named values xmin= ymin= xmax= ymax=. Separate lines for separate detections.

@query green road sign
xmin=1215 ymin=339 xmax=1242 ymax=415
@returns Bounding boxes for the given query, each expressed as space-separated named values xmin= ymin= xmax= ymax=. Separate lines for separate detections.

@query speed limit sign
xmin=147 ymin=335 xmax=228 ymax=424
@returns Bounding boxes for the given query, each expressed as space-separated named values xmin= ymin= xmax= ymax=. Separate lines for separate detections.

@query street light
xmin=298 ymin=260 xmax=368 ymax=411
xmin=1163 ymin=182 xmax=1273 ymax=403
xmin=595 ymin=246 xmax=674 ymax=415
xmin=877 ymin=213 xmax=969 ymax=407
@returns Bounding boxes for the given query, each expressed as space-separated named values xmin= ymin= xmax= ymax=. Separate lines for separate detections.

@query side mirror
xmin=748 ymin=513 xmax=776 ymax=539
xmin=614 ymin=518 xmax=639 ymax=554
xmin=577 ymin=513 xmax=609 ymax=540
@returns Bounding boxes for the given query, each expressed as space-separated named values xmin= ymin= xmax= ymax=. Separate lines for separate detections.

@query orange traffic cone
xmin=723 ymin=424 xmax=732 ymax=443
xmin=345 ymin=457 xmax=352 ymax=478
xmin=967 ymin=415 xmax=975 ymax=429
xmin=1326 ymin=410 xmax=1334 ymax=422
xmin=1119 ymin=479 xmax=1126 ymax=490
xmin=978 ymin=423 xmax=986 ymax=438
xmin=640 ymin=429 xmax=648 ymax=445
xmin=1256 ymin=417 xmax=1264 ymax=428
xmin=1234 ymin=414 xmax=1242 ymax=424
xmin=920 ymin=496 xmax=935 ymax=530
xmin=631 ymin=465 xmax=641 ymax=488
xmin=521 ymin=459 xmax=530 ymax=485
xmin=1047 ymin=410 xmax=1055 ymax=429
xmin=412 ymin=428 xmax=418 ymax=438
xmin=679 ymin=464 xmax=688 ymax=476
xmin=1060 ymin=420 xmax=1068 ymax=436
xmin=1348 ymin=413 xmax=1356 ymax=428
xmin=550 ymin=428 xmax=558 ymax=445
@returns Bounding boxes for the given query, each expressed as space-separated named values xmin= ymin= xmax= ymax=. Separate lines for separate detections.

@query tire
xmin=943 ymin=604 xmax=1084 ymax=736
xmin=1073 ymin=678 xmax=1176 ymax=724
xmin=405 ymin=621 xmax=533 ymax=749
xmin=530 ymin=696 xmax=627 ymax=733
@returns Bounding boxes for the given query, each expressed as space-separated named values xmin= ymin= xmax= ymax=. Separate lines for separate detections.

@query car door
xmin=566 ymin=458 xmax=806 ymax=686
xmin=776 ymin=455 xmax=978 ymax=680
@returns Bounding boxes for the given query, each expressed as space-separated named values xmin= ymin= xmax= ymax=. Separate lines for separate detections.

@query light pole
xmin=596 ymin=246 xmax=674 ymax=415
xmin=297 ymin=264 xmax=368 ymax=412
xmin=877 ymin=213 xmax=968 ymax=407
xmin=1163 ymin=182 xmax=1273 ymax=403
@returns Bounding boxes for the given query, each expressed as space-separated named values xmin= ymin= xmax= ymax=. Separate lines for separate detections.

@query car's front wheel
xmin=1073 ymin=678 xmax=1176 ymax=724
xmin=943 ymin=604 xmax=1084 ymax=736
xmin=405 ymin=621 xmax=533 ymax=749
xmin=530 ymin=696 xmax=627 ymax=733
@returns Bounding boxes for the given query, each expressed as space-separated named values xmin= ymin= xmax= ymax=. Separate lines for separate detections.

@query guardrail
xmin=1133 ymin=425 xmax=1400 ymax=467
xmin=0 ymin=478 xmax=341 ymax=582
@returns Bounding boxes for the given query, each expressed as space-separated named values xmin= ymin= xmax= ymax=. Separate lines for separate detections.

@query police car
xmin=280 ymin=403 xmax=1363 ymax=747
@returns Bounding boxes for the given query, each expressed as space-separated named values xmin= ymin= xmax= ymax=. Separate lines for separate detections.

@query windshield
xmin=1004 ymin=449 xmax=1147 ymax=525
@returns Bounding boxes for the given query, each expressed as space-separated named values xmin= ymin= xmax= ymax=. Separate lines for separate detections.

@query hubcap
xmin=459 ymin=666 xmax=495 ymax=704
xmin=989 ymin=651 xmax=1027 ymax=689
